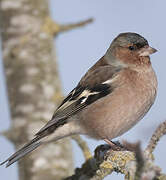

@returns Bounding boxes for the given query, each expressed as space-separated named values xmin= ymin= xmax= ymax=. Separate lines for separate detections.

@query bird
xmin=0 ymin=32 xmax=157 ymax=167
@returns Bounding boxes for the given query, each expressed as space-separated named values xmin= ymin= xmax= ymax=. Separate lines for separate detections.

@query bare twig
xmin=145 ymin=120 xmax=166 ymax=157
xmin=71 ymin=135 xmax=92 ymax=160
xmin=59 ymin=18 xmax=93 ymax=33
xmin=42 ymin=17 xmax=93 ymax=36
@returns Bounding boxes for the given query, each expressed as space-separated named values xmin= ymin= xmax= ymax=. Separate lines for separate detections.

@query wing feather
xmin=35 ymin=65 xmax=121 ymax=136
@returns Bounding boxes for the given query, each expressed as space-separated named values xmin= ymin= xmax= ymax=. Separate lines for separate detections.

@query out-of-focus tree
xmin=0 ymin=0 xmax=92 ymax=180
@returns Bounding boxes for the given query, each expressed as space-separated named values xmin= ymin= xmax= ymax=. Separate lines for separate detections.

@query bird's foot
xmin=104 ymin=139 xmax=126 ymax=151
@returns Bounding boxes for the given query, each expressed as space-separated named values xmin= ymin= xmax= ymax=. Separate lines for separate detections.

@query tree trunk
xmin=0 ymin=0 xmax=73 ymax=180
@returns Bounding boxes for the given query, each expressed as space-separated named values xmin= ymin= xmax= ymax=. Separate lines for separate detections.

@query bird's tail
xmin=0 ymin=136 xmax=43 ymax=167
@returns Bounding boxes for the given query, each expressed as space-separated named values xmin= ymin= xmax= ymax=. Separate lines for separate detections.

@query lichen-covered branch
xmin=123 ymin=141 xmax=145 ymax=180
xmin=66 ymin=120 xmax=166 ymax=180
xmin=64 ymin=144 xmax=136 ymax=180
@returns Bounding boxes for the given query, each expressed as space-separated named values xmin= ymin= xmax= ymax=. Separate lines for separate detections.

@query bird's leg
xmin=104 ymin=139 xmax=125 ymax=151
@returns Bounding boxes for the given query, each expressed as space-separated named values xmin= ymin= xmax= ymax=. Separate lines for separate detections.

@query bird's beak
xmin=138 ymin=45 xmax=157 ymax=57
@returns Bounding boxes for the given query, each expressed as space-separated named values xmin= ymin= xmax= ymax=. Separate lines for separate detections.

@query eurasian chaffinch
xmin=1 ymin=32 xmax=157 ymax=167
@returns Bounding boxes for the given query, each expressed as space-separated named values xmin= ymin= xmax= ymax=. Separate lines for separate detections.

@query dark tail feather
xmin=0 ymin=136 xmax=42 ymax=167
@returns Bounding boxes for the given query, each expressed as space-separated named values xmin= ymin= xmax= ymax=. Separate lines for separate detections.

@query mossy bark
xmin=0 ymin=0 xmax=73 ymax=180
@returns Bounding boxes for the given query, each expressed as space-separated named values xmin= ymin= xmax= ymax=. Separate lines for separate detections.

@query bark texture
xmin=0 ymin=0 xmax=73 ymax=180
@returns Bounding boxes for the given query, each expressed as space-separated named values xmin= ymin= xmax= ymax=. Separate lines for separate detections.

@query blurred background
xmin=0 ymin=0 xmax=166 ymax=179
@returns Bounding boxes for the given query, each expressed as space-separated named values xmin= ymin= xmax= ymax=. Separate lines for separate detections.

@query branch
xmin=123 ymin=141 xmax=144 ymax=180
xmin=65 ymin=120 xmax=166 ymax=180
xmin=42 ymin=17 xmax=93 ymax=36
xmin=145 ymin=120 xmax=166 ymax=158
xmin=71 ymin=135 xmax=92 ymax=160
xmin=64 ymin=144 xmax=136 ymax=180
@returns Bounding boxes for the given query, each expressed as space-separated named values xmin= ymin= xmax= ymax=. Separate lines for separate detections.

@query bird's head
xmin=105 ymin=32 xmax=157 ymax=68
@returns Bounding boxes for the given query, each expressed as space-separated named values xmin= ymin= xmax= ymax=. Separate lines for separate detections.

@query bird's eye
xmin=128 ymin=46 xmax=135 ymax=51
